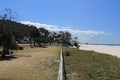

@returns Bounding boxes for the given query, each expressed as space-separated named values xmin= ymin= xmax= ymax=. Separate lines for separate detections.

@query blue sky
xmin=0 ymin=0 xmax=120 ymax=44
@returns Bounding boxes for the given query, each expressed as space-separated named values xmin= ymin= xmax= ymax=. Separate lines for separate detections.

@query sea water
xmin=92 ymin=44 xmax=120 ymax=46
xmin=80 ymin=43 xmax=120 ymax=46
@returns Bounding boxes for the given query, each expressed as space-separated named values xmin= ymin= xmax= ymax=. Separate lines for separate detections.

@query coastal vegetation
xmin=2 ymin=8 xmax=120 ymax=80
xmin=63 ymin=47 xmax=120 ymax=80
xmin=0 ymin=9 xmax=73 ymax=59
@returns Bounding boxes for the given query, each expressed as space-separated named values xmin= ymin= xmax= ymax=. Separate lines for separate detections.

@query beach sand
xmin=79 ymin=44 xmax=120 ymax=58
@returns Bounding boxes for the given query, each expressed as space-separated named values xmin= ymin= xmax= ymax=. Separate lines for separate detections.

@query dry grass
xmin=0 ymin=44 xmax=60 ymax=80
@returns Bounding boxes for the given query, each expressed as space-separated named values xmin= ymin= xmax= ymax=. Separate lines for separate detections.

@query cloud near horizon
xmin=20 ymin=21 xmax=111 ymax=43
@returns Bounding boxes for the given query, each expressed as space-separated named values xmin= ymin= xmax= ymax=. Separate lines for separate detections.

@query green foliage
xmin=0 ymin=20 xmax=31 ymax=40
xmin=0 ymin=31 xmax=17 ymax=50
xmin=58 ymin=31 xmax=71 ymax=44
xmin=0 ymin=19 xmax=72 ymax=47
xmin=0 ymin=9 xmax=73 ymax=48
xmin=73 ymin=42 xmax=79 ymax=48
xmin=0 ymin=31 xmax=18 ymax=58
xmin=63 ymin=47 xmax=120 ymax=80
xmin=74 ymin=42 xmax=78 ymax=46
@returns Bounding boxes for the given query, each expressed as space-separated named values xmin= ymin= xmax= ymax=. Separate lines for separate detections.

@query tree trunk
xmin=34 ymin=41 xmax=36 ymax=47
xmin=1 ymin=53 xmax=6 ymax=58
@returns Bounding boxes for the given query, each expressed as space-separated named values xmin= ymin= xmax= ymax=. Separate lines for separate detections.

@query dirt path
xmin=0 ymin=46 xmax=60 ymax=80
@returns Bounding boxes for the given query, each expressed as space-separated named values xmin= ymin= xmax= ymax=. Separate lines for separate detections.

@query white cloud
xmin=20 ymin=21 xmax=111 ymax=43
xmin=20 ymin=21 xmax=59 ymax=29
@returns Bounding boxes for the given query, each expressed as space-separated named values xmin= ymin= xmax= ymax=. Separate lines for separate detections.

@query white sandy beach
xmin=79 ymin=44 xmax=120 ymax=58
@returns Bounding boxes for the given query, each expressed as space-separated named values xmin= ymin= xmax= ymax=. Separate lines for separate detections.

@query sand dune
xmin=79 ymin=44 xmax=120 ymax=58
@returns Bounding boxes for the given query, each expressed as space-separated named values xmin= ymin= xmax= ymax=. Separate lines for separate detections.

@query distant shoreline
xmin=79 ymin=43 xmax=120 ymax=46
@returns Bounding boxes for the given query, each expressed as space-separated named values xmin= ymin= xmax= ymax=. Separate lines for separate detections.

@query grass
xmin=63 ymin=47 xmax=120 ymax=80
xmin=0 ymin=44 xmax=60 ymax=80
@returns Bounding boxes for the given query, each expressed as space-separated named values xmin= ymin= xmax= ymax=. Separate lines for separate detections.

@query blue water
xmin=101 ymin=44 xmax=120 ymax=46
xmin=79 ymin=43 xmax=120 ymax=46
xmin=92 ymin=44 xmax=120 ymax=46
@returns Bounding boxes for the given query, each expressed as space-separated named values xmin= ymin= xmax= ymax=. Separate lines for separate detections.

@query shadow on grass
xmin=40 ymin=46 xmax=47 ymax=48
xmin=35 ymin=45 xmax=48 ymax=48
xmin=0 ymin=55 xmax=17 ymax=61
xmin=0 ymin=78 xmax=12 ymax=80
xmin=15 ymin=54 xmax=31 ymax=57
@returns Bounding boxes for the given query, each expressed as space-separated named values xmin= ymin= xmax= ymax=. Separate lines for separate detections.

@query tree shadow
xmin=0 ymin=55 xmax=17 ymax=61
xmin=40 ymin=46 xmax=47 ymax=48
xmin=15 ymin=54 xmax=31 ymax=57
xmin=35 ymin=45 xmax=48 ymax=48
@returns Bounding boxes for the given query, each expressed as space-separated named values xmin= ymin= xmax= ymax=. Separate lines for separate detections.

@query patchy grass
xmin=63 ymin=47 xmax=120 ymax=80
xmin=0 ymin=45 xmax=60 ymax=80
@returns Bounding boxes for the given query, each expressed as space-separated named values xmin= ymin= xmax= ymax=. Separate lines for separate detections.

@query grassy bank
xmin=63 ymin=47 xmax=120 ymax=80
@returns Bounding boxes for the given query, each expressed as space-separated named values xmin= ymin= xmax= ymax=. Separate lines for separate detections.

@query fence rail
xmin=58 ymin=46 xmax=63 ymax=80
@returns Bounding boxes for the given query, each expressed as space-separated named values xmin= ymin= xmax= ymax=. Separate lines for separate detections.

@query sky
xmin=0 ymin=0 xmax=120 ymax=44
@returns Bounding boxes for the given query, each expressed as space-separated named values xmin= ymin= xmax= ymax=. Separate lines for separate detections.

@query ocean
xmin=91 ymin=44 xmax=120 ymax=46
xmin=100 ymin=44 xmax=120 ymax=46
xmin=80 ymin=43 xmax=120 ymax=46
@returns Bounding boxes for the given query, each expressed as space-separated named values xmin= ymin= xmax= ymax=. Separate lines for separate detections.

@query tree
xmin=64 ymin=32 xmax=71 ymax=44
xmin=58 ymin=31 xmax=71 ymax=44
xmin=0 ymin=31 xmax=17 ymax=58
xmin=49 ymin=32 xmax=58 ymax=45
xmin=30 ymin=26 xmax=40 ymax=47
xmin=0 ymin=8 xmax=18 ymax=21
xmin=0 ymin=9 xmax=18 ymax=58
xmin=38 ymin=28 xmax=49 ymax=46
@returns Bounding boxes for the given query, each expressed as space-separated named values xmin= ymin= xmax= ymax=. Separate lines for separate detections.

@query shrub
xmin=18 ymin=46 xmax=24 ymax=50
xmin=74 ymin=42 xmax=78 ymax=47
xmin=65 ymin=50 xmax=70 ymax=56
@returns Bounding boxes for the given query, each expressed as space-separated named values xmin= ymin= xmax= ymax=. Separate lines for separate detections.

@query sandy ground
xmin=0 ymin=45 xmax=60 ymax=80
xmin=79 ymin=44 xmax=120 ymax=58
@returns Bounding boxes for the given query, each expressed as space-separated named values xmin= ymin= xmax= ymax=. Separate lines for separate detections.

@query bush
xmin=73 ymin=42 xmax=80 ymax=48
xmin=18 ymin=46 xmax=24 ymax=50
xmin=74 ymin=42 xmax=78 ymax=46
xmin=65 ymin=50 xmax=70 ymax=56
